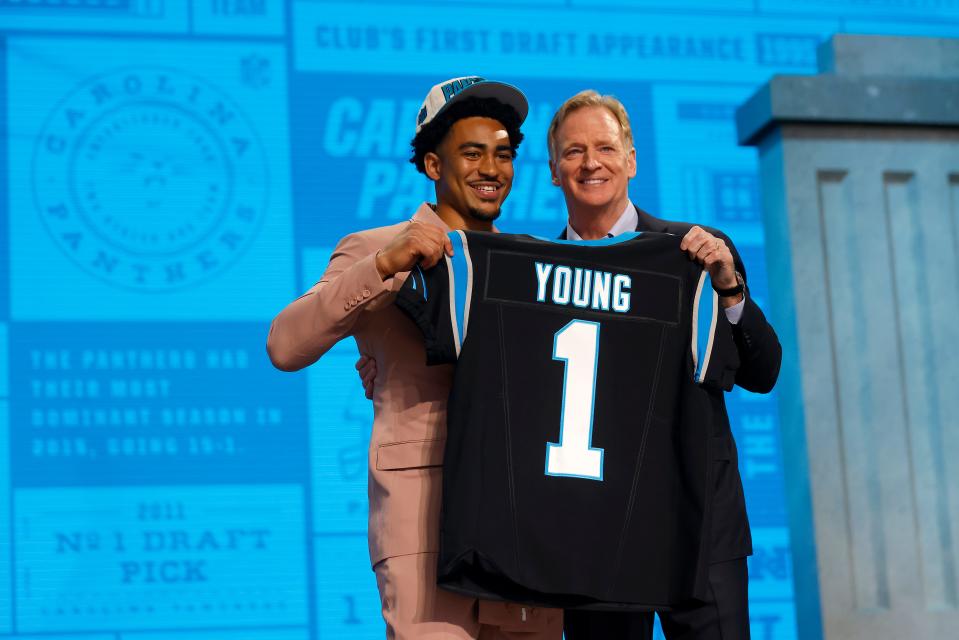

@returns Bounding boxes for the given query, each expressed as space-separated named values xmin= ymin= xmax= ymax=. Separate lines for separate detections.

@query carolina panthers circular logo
xmin=32 ymin=67 xmax=269 ymax=291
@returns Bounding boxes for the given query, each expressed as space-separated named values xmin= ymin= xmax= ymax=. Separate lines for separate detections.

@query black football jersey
xmin=395 ymin=230 xmax=739 ymax=610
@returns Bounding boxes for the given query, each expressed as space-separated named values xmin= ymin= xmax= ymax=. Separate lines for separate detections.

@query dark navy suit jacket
xmin=562 ymin=204 xmax=782 ymax=562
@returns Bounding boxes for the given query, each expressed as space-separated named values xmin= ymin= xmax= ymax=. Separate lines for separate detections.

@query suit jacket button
xmin=344 ymin=302 xmax=351 ymax=310
xmin=363 ymin=289 xmax=371 ymax=298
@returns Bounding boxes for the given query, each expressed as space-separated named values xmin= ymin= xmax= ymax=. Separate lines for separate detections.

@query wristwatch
xmin=715 ymin=271 xmax=744 ymax=297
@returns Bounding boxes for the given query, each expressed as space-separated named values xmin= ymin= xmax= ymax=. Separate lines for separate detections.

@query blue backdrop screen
xmin=1 ymin=1 xmax=957 ymax=638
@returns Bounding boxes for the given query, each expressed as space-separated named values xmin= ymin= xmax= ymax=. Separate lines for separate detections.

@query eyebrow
xmin=563 ymin=139 xmax=619 ymax=151
xmin=459 ymin=142 xmax=514 ymax=151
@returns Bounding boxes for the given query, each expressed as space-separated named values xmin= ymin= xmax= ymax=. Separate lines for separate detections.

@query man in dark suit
xmin=551 ymin=90 xmax=781 ymax=640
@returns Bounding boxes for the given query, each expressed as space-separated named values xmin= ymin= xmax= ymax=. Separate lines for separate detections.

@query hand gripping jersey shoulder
xmin=396 ymin=230 xmax=739 ymax=610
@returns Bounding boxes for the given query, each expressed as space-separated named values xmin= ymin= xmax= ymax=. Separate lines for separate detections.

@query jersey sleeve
xmin=394 ymin=231 xmax=475 ymax=365
xmin=689 ymin=269 xmax=740 ymax=391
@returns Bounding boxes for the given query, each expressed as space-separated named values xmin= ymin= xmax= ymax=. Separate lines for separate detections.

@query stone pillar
xmin=736 ymin=34 xmax=959 ymax=640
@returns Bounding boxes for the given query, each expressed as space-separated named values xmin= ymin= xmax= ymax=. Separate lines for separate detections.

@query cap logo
xmin=441 ymin=76 xmax=485 ymax=103
xmin=417 ymin=106 xmax=428 ymax=125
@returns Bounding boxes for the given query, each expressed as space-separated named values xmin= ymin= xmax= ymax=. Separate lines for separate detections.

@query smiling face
xmin=550 ymin=105 xmax=636 ymax=218
xmin=425 ymin=116 xmax=514 ymax=229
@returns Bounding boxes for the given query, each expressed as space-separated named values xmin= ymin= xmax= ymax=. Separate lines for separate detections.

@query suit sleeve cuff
xmin=349 ymin=253 xmax=409 ymax=307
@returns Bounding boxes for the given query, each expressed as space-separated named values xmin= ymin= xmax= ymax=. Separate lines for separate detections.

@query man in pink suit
xmin=267 ymin=76 xmax=562 ymax=639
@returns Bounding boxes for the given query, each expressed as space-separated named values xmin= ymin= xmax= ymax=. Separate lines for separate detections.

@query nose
xmin=478 ymin=152 xmax=498 ymax=177
xmin=582 ymin=149 xmax=600 ymax=170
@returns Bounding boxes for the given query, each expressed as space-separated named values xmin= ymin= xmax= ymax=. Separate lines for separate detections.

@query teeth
xmin=474 ymin=185 xmax=497 ymax=192
xmin=582 ymin=179 xmax=605 ymax=184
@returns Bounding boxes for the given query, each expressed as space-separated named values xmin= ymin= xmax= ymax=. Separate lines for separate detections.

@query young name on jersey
xmin=485 ymin=249 xmax=680 ymax=324
xmin=534 ymin=262 xmax=631 ymax=313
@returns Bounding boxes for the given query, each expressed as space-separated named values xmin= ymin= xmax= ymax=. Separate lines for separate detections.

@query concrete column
xmin=737 ymin=34 xmax=959 ymax=640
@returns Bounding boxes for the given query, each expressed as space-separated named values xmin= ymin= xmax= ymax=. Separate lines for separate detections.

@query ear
xmin=424 ymin=151 xmax=441 ymax=181
xmin=627 ymin=147 xmax=637 ymax=179
xmin=549 ymin=159 xmax=560 ymax=186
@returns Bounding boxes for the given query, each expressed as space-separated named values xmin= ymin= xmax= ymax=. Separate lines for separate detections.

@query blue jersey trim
xmin=448 ymin=232 xmax=470 ymax=350
xmin=693 ymin=272 xmax=716 ymax=382
xmin=413 ymin=265 xmax=428 ymax=299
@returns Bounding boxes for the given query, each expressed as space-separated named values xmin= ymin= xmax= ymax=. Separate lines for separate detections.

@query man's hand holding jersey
xmin=680 ymin=225 xmax=744 ymax=308
xmin=361 ymin=221 xmax=452 ymax=395
xmin=374 ymin=220 xmax=454 ymax=280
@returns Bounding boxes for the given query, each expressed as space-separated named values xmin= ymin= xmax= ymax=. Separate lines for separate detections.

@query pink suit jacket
xmin=267 ymin=203 xmax=454 ymax=566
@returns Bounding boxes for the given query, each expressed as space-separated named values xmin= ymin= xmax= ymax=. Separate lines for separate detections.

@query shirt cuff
xmin=724 ymin=298 xmax=745 ymax=325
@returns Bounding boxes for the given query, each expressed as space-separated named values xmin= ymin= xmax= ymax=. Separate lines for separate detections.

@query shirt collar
xmin=566 ymin=200 xmax=638 ymax=240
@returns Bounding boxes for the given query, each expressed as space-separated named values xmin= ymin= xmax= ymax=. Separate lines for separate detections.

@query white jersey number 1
xmin=545 ymin=320 xmax=604 ymax=480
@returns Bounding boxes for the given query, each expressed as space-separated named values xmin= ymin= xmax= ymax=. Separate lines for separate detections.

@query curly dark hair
xmin=410 ymin=97 xmax=525 ymax=174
